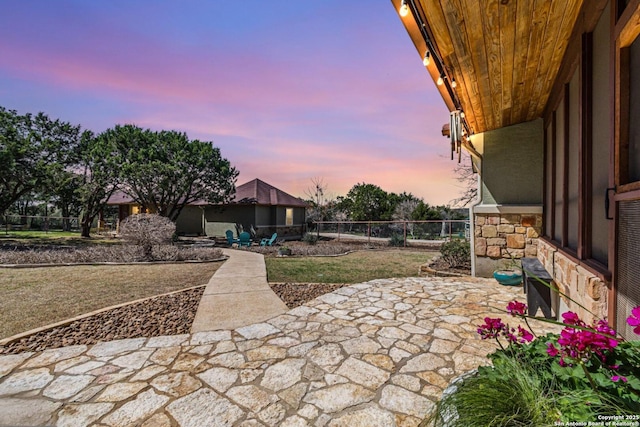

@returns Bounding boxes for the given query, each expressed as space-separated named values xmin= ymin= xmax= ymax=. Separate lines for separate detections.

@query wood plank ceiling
xmin=401 ymin=0 xmax=584 ymax=134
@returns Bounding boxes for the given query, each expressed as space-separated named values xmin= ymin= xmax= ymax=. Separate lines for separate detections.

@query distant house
xmin=107 ymin=178 xmax=308 ymax=239
xmin=203 ymin=178 xmax=308 ymax=239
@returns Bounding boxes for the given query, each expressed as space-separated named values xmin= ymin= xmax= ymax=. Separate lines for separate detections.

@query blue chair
xmin=260 ymin=233 xmax=278 ymax=247
xmin=225 ymin=230 xmax=238 ymax=246
xmin=238 ymin=231 xmax=252 ymax=247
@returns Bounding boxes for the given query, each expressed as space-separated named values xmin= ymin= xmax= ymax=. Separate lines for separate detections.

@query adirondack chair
xmin=260 ymin=233 xmax=278 ymax=247
xmin=238 ymin=231 xmax=252 ymax=247
xmin=225 ymin=230 xmax=239 ymax=246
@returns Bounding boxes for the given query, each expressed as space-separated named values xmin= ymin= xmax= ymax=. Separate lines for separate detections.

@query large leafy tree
xmin=48 ymin=170 xmax=84 ymax=231
xmin=75 ymin=130 xmax=122 ymax=237
xmin=107 ymin=125 xmax=238 ymax=221
xmin=340 ymin=183 xmax=393 ymax=221
xmin=0 ymin=107 xmax=80 ymax=217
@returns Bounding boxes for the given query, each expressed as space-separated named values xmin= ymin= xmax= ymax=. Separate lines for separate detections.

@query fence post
xmin=337 ymin=222 xmax=341 ymax=241
xmin=367 ymin=222 xmax=371 ymax=245
xmin=403 ymin=221 xmax=407 ymax=247
xmin=449 ymin=220 xmax=452 ymax=240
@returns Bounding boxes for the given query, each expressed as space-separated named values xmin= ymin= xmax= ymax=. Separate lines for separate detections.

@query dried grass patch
xmin=0 ymin=262 xmax=222 ymax=339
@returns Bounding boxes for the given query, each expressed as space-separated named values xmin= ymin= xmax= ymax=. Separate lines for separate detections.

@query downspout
xmin=469 ymin=162 xmax=482 ymax=277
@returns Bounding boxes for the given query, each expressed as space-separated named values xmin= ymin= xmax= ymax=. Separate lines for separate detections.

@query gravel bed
xmin=0 ymin=282 xmax=344 ymax=355
xmin=0 ymin=286 xmax=205 ymax=355
xmin=270 ymin=283 xmax=347 ymax=308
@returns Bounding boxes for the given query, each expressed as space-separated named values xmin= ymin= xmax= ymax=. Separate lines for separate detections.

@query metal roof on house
xmin=106 ymin=179 xmax=307 ymax=208
xmin=232 ymin=178 xmax=308 ymax=207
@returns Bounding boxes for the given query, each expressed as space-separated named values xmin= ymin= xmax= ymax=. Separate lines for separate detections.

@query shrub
xmin=388 ymin=233 xmax=405 ymax=247
xmin=425 ymin=303 xmax=640 ymax=426
xmin=119 ymin=214 xmax=176 ymax=260
xmin=439 ymin=239 xmax=470 ymax=268
xmin=302 ymin=232 xmax=319 ymax=245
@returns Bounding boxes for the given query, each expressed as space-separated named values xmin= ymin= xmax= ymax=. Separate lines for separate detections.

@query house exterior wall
xmin=538 ymin=239 xmax=608 ymax=325
xmin=255 ymin=206 xmax=306 ymax=239
xmin=479 ymin=119 xmax=544 ymax=205
xmin=473 ymin=206 xmax=543 ymax=277
xmin=254 ymin=206 xmax=271 ymax=227
xmin=538 ymin=4 xmax=613 ymax=324
xmin=471 ymin=119 xmax=545 ymax=277
xmin=204 ymin=205 xmax=256 ymax=236
xmin=203 ymin=205 xmax=306 ymax=239
xmin=175 ymin=206 xmax=203 ymax=236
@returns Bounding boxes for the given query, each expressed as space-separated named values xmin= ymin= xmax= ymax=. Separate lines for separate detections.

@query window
xmin=590 ymin=4 xmax=611 ymax=266
xmin=616 ymin=0 xmax=640 ymax=191
xmin=542 ymin=4 xmax=612 ymax=274
xmin=553 ymin=95 xmax=565 ymax=244
xmin=285 ymin=208 xmax=293 ymax=226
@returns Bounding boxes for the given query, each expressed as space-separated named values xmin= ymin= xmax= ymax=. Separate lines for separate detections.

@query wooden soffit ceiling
xmin=395 ymin=0 xmax=585 ymax=134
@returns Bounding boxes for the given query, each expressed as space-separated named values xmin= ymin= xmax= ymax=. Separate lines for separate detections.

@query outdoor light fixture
xmin=451 ymin=78 xmax=457 ymax=88
xmin=437 ymin=74 xmax=444 ymax=85
xmin=423 ymin=51 xmax=430 ymax=66
xmin=399 ymin=0 xmax=409 ymax=17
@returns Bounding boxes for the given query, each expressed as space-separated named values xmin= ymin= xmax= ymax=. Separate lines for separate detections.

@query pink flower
xmin=627 ymin=306 xmax=640 ymax=335
xmin=612 ymin=375 xmax=628 ymax=383
xmin=477 ymin=317 xmax=505 ymax=340
xmin=506 ymin=301 xmax=527 ymax=317
xmin=547 ymin=311 xmax=619 ymax=366
xmin=517 ymin=326 xmax=534 ymax=343
xmin=561 ymin=312 xmax=583 ymax=326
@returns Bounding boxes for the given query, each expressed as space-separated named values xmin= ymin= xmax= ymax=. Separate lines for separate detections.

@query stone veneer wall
xmin=474 ymin=213 xmax=542 ymax=276
xmin=537 ymin=239 xmax=608 ymax=324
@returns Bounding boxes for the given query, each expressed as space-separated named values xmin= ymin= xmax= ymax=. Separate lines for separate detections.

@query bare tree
xmin=392 ymin=199 xmax=419 ymax=237
xmin=304 ymin=177 xmax=329 ymax=235
xmin=450 ymin=154 xmax=478 ymax=207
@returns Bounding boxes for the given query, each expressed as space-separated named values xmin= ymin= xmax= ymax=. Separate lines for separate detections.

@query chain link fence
xmin=1 ymin=215 xmax=118 ymax=234
xmin=313 ymin=220 xmax=470 ymax=246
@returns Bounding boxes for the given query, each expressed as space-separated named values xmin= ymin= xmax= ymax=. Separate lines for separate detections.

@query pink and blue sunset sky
xmin=0 ymin=1 xmax=464 ymax=205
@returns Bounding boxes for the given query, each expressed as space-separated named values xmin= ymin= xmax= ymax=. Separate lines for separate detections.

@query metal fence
xmin=0 ymin=215 xmax=117 ymax=233
xmin=313 ymin=220 xmax=470 ymax=246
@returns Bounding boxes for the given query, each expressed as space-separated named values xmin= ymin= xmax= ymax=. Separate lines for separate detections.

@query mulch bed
xmin=427 ymin=258 xmax=471 ymax=276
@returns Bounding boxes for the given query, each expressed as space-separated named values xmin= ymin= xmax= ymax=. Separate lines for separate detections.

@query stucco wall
xmin=204 ymin=205 xmax=256 ymax=235
xmin=175 ymin=206 xmax=203 ymax=235
xmin=476 ymin=119 xmax=544 ymax=205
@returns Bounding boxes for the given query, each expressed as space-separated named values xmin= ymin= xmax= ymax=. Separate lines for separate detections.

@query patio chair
xmin=260 ymin=233 xmax=278 ymax=247
xmin=225 ymin=230 xmax=239 ymax=246
xmin=238 ymin=231 xmax=252 ymax=247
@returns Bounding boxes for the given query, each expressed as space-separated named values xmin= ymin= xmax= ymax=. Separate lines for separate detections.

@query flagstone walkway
xmin=0 ymin=277 xmax=559 ymax=426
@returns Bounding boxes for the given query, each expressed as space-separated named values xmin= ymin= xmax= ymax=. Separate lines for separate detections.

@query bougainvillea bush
xmin=425 ymin=305 xmax=640 ymax=426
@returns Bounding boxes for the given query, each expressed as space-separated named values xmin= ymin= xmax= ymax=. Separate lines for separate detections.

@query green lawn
xmin=266 ymin=249 xmax=437 ymax=283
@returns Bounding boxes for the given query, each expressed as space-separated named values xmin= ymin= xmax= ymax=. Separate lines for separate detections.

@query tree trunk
xmin=61 ymin=206 xmax=71 ymax=232
xmin=80 ymin=214 xmax=92 ymax=238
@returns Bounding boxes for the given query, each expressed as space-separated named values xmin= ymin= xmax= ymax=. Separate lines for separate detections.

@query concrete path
xmin=191 ymin=249 xmax=288 ymax=332
xmin=0 ymin=277 xmax=561 ymax=427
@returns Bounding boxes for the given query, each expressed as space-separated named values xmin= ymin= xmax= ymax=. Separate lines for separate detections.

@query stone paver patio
xmin=0 ymin=276 xmax=558 ymax=426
